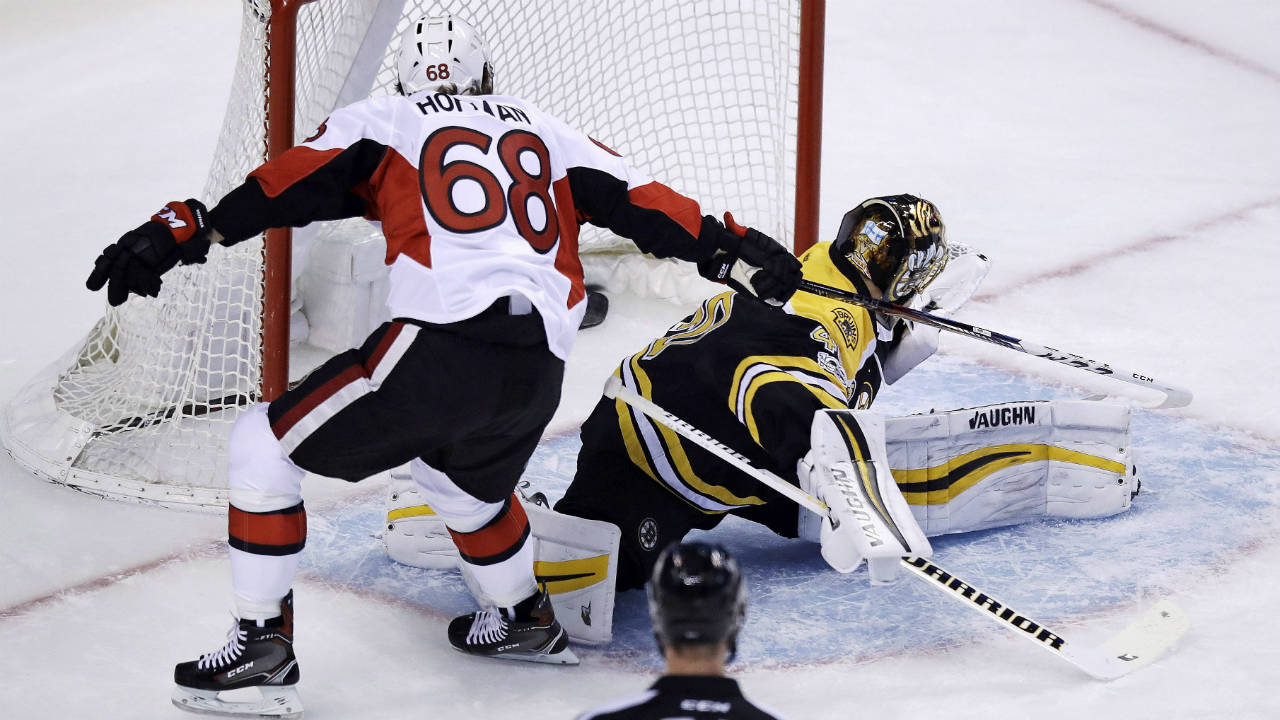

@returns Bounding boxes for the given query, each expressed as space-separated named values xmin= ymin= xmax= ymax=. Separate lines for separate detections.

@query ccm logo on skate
xmin=226 ymin=661 xmax=255 ymax=678
xmin=968 ymin=405 xmax=1036 ymax=430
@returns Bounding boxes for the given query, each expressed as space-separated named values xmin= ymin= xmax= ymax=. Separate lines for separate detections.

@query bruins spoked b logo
xmin=638 ymin=518 xmax=659 ymax=551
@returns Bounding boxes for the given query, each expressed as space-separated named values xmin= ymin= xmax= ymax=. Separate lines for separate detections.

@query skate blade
xmin=453 ymin=644 xmax=581 ymax=665
xmin=172 ymin=684 xmax=304 ymax=719
xmin=493 ymin=645 xmax=580 ymax=665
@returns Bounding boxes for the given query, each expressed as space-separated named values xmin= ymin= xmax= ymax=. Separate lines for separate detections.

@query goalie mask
xmin=833 ymin=194 xmax=949 ymax=303
xmin=396 ymin=15 xmax=494 ymax=96
xmin=648 ymin=542 xmax=746 ymax=658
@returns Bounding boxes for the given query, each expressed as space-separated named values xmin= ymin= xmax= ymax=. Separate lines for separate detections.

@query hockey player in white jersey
xmin=85 ymin=15 xmax=801 ymax=718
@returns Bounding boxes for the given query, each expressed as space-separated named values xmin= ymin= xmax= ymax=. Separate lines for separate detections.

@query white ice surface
xmin=2 ymin=1 xmax=1279 ymax=718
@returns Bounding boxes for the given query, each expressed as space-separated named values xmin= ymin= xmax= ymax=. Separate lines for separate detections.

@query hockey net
xmin=0 ymin=0 xmax=819 ymax=508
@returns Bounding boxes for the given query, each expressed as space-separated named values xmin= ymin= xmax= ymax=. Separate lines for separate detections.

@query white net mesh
xmin=0 ymin=0 xmax=805 ymax=507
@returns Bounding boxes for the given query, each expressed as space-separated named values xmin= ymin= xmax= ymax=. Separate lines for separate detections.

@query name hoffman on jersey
xmin=414 ymin=93 xmax=531 ymax=124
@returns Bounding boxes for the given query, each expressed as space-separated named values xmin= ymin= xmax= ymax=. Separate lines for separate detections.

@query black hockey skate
xmin=172 ymin=591 xmax=303 ymax=718
xmin=448 ymin=586 xmax=579 ymax=665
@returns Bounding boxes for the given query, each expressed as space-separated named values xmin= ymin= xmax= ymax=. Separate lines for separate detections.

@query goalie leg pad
xmin=799 ymin=409 xmax=932 ymax=583
xmin=386 ymin=460 xmax=621 ymax=644
xmin=884 ymin=400 xmax=1136 ymax=537
xmin=457 ymin=503 xmax=621 ymax=645
xmin=383 ymin=465 xmax=458 ymax=569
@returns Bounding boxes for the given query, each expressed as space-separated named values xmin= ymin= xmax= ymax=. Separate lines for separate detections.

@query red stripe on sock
xmin=229 ymin=504 xmax=307 ymax=550
xmin=449 ymin=495 xmax=530 ymax=562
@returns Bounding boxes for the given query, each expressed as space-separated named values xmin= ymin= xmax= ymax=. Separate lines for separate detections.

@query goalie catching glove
xmin=797 ymin=409 xmax=931 ymax=583
xmin=697 ymin=211 xmax=802 ymax=305
xmin=86 ymin=199 xmax=215 ymax=306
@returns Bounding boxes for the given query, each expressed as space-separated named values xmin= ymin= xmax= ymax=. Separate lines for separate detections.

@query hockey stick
xmin=795 ymin=279 xmax=1192 ymax=409
xmin=603 ymin=375 xmax=1189 ymax=680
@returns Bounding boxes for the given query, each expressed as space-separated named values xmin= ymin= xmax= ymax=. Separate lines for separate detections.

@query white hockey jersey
xmin=208 ymin=91 xmax=721 ymax=360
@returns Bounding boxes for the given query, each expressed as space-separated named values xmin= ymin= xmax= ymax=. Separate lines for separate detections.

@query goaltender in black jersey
xmin=555 ymin=194 xmax=1140 ymax=590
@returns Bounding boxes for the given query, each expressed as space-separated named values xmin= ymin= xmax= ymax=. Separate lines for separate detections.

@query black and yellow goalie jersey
xmin=581 ymin=242 xmax=897 ymax=514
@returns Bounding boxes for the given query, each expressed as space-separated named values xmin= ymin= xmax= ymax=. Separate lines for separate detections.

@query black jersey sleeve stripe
xmin=565 ymin=166 xmax=720 ymax=262
xmin=208 ymin=138 xmax=388 ymax=245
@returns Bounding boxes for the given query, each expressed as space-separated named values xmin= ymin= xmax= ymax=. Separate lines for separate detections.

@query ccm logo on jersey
xmin=682 ymin=700 xmax=732 ymax=713
xmin=968 ymin=405 xmax=1037 ymax=430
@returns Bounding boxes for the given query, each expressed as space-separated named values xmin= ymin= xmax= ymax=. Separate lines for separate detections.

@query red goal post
xmin=0 ymin=0 xmax=825 ymax=508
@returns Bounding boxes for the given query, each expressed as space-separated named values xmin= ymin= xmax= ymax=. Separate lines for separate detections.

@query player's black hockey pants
xmin=265 ymin=298 xmax=563 ymax=503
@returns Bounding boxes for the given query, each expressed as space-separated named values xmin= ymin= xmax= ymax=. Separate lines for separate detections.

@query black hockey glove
xmin=697 ymin=212 xmax=802 ymax=305
xmin=86 ymin=199 xmax=214 ymax=306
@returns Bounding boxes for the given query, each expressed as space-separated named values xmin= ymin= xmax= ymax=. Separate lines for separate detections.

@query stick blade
xmin=1068 ymin=600 xmax=1191 ymax=680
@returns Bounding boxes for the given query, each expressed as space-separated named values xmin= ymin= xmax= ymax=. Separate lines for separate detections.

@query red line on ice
xmin=974 ymin=195 xmax=1280 ymax=303
xmin=0 ymin=542 xmax=222 ymax=619
xmin=1079 ymin=0 xmax=1280 ymax=84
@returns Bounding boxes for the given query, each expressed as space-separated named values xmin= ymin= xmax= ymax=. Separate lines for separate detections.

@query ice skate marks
xmin=299 ymin=358 xmax=1279 ymax=668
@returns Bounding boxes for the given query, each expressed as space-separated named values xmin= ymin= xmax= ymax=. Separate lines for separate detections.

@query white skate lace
xmin=196 ymin=615 xmax=248 ymax=670
xmin=465 ymin=609 xmax=508 ymax=645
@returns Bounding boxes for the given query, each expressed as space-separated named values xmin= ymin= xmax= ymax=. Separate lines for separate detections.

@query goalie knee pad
xmin=884 ymin=400 xmax=1136 ymax=536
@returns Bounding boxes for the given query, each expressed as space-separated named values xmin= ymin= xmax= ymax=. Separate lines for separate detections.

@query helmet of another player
xmin=648 ymin=541 xmax=747 ymax=659
xmin=396 ymin=15 xmax=494 ymax=96
xmin=832 ymin=194 xmax=949 ymax=303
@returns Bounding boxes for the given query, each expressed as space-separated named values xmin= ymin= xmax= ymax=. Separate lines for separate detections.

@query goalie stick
xmin=603 ymin=375 xmax=1189 ymax=680
xmin=795 ymin=279 xmax=1192 ymax=409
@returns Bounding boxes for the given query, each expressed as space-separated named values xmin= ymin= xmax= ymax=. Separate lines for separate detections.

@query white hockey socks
xmin=227 ymin=404 xmax=307 ymax=621
xmin=798 ymin=409 xmax=932 ymax=584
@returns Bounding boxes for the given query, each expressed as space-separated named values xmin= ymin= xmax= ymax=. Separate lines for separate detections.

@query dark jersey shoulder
xmin=577 ymin=676 xmax=784 ymax=720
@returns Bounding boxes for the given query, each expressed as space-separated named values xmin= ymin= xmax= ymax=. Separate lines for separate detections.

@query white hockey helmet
xmin=396 ymin=15 xmax=494 ymax=96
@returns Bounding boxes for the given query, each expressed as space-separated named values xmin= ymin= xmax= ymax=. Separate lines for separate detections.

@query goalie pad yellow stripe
xmin=387 ymin=504 xmax=436 ymax=522
xmin=535 ymin=554 xmax=611 ymax=594
xmin=893 ymin=444 xmax=1128 ymax=506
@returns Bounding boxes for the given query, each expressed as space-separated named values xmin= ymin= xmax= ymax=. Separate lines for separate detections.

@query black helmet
xmin=832 ymin=194 xmax=949 ymax=303
xmin=648 ymin=541 xmax=747 ymax=656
